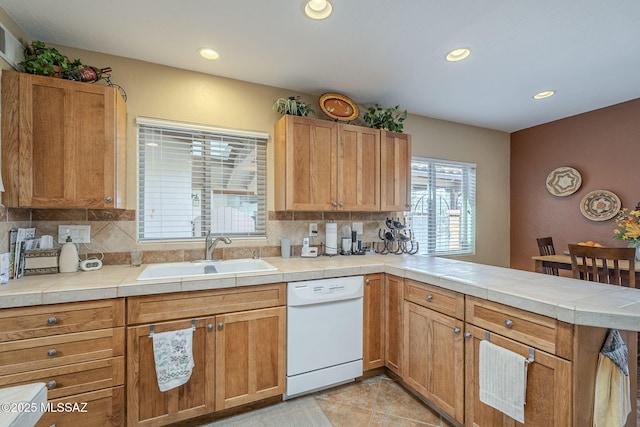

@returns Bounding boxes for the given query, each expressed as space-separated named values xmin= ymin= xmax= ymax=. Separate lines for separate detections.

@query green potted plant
xmin=363 ymin=104 xmax=408 ymax=133
xmin=272 ymin=96 xmax=315 ymax=117
xmin=19 ymin=40 xmax=83 ymax=77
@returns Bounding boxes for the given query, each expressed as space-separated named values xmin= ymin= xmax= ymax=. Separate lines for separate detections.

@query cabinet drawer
xmin=465 ymin=296 xmax=559 ymax=354
xmin=404 ymin=279 xmax=464 ymax=320
xmin=0 ymin=357 xmax=124 ymax=399
xmin=36 ymin=386 xmax=124 ymax=427
xmin=0 ymin=299 xmax=124 ymax=342
xmin=127 ymin=283 xmax=286 ymax=324
xmin=0 ymin=328 xmax=124 ymax=376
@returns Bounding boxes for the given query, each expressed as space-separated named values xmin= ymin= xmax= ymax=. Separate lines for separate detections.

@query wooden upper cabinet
xmin=275 ymin=115 xmax=337 ymax=211
xmin=338 ymin=124 xmax=380 ymax=211
xmin=1 ymin=70 xmax=126 ymax=209
xmin=275 ymin=115 xmax=408 ymax=212
xmin=380 ymin=131 xmax=411 ymax=211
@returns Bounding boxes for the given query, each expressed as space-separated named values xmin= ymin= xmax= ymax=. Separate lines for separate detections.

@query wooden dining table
xmin=532 ymin=254 xmax=637 ymax=277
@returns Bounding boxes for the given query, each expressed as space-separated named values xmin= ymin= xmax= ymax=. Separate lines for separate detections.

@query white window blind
xmin=137 ymin=117 xmax=268 ymax=241
xmin=410 ymin=157 xmax=476 ymax=255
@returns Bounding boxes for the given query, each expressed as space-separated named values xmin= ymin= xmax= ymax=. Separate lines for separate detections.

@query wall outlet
xmin=58 ymin=225 xmax=91 ymax=243
xmin=352 ymin=222 xmax=363 ymax=235
xmin=309 ymin=223 xmax=318 ymax=237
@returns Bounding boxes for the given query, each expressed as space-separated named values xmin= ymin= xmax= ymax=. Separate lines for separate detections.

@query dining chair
xmin=536 ymin=237 xmax=558 ymax=275
xmin=568 ymin=244 xmax=636 ymax=288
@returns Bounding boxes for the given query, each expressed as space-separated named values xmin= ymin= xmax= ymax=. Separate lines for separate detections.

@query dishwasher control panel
xmin=287 ymin=276 xmax=363 ymax=306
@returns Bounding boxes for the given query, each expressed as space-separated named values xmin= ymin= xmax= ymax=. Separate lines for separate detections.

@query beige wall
xmin=0 ymin=14 xmax=511 ymax=266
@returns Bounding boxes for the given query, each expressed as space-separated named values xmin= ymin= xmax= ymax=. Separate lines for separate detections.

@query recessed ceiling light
xmin=533 ymin=90 xmax=555 ymax=100
xmin=305 ymin=0 xmax=332 ymax=20
xmin=446 ymin=48 xmax=471 ymax=62
xmin=198 ymin=48 xmax=220 ymax=60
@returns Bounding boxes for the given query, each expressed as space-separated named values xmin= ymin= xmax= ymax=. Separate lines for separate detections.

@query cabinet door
xmin=127 ymin=318 xmax=215 ymax=427
xmin=464 ymin=324 xmax=572 ymax=427
xmin=363 ymin=273 xmax=384 ymax=370
xmin=384 ymin=274 xmax=404 ymax=376
xmin=276 ymin=115 xmax=337 ymax=210
xmin=404 ymin=301 xmax=464 ymax=423
xmin=215 ymin=306 xmax=286 ymax=410
xmin=338 ymin=124 xmax=380 ymax=211
xmin=1 ymin=71 xmax=126 ymax=209
xmin=380 ymin=131 xmax=411 ymax=211
xmin=36 ymin=386 xmax=124 ymax=427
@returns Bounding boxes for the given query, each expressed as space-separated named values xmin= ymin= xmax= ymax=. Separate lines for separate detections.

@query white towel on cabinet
xmin=152 ymin=327 xmax=195 ymax=392
xmin=479 ymin=339 xmax=528 ymax=423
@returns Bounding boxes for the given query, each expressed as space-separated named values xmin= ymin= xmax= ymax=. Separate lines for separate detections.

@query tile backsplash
xmin=0 ymin=207 xmax=402 ymax=265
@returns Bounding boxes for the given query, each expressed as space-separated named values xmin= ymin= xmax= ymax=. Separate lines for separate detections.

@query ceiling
xmin=1 ymin=0 xmax=639 ymax=132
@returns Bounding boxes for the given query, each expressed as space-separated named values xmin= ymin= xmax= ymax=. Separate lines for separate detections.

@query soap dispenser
xmin=59 ymin=236 xmax=79 ymax=273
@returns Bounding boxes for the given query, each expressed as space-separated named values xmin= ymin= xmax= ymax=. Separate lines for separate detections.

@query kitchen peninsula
xmin=0 ymin=254 xmax=638 ymax=427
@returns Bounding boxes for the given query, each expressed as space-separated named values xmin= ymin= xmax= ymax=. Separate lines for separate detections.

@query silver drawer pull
xmin=47 ymin=317 xmax=57 ymax=325
xmin=453 ymin=327 xmax=461 ymax=335
xmin=47 ymin=349 xmax=57 ymax=357
xmin=504 ymin=319 xmax=514 ymax=328
xmin=207 ymin=324 xmax=214 ymax=331
xmin=464 ymin=332 xmax=472 ymax=339
xmin=426 ymin=295 xmax=433 ymax=301
xmin=47 ymin=380 xmax=57 ymax=390
xmin=217 ymin=322 xmax=224 ymax=330
xmin=365 ymin=279 xmax=370 ymax=284
xmin=104 ymin=196 xmax=113 ymax=203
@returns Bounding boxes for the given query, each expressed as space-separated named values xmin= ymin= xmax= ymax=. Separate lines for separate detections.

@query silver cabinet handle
xmin=426 ymin=295 xmax=433 ymax=301
xmin=453 ymin=327 xmax=461 ymax=335
xmin=47 ymin=349 xmax=57 ymax=357
xmin=47 ymin=380 xmax=57 ymax=390
xmin=47 ymin=317 xmax=57 ymax=325
xmin=332 ymin=201 xmax=337 ymax=207
xmin=504 ymin=319 xmax=514 ymax=328
xmin=207 ymin=324 xmax=214 ymax=331
xmin=338 ymin=202 xmax=344 ymax=208
xmin=464 ymin=332 xmax=472 ymax=339
xmin=365 ymin=279 xmax=370 ymax=285
xmin=104 ymin=196 xmax=113 ymax=203
xmin=217 ymin=322 xmax=224 ymax=330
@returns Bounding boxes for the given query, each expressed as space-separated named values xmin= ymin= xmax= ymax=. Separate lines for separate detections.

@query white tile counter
xmin=1 ymin=255 xmax=639 ymax=331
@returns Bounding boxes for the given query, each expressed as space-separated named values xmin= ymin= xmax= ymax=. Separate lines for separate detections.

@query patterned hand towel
xmin=152 ymin=327 xmax=195 ymax=392
xmin=479 ymin=339 xmax=528 ymax=423
xmin=593 ymin=329 xmax=631 ymax=427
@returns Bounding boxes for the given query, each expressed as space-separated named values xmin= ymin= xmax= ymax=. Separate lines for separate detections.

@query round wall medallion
xmin=579 ymin=190 xmax=621 ymax=221
xmin=546 ymin=166 xmax=582 ymax=196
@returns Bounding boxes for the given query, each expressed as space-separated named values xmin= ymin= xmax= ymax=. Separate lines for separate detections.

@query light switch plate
xmin=58 ymin=225 xmax=91 ymax=243
xmin=309 ymin=223 xmax=318 ymax=237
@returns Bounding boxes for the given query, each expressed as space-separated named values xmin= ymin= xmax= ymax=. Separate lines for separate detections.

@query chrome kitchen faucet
xmin=205 ymin=231 xmax=232 ymax=260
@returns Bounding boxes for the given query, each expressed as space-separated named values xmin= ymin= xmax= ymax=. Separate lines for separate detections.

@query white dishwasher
xmin=284 ymin=275 xmax=363 ymax=399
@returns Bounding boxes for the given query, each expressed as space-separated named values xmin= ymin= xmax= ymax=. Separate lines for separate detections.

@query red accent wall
xmin=510 ymin=98 xmax=640 ymax=272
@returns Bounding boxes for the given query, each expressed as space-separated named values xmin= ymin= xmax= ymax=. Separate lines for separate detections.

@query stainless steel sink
xmin=137 ymin=259 xmax=277 ymax=281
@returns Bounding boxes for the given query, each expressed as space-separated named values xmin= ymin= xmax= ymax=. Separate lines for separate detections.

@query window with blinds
xmin=410 ymin=157 xmax=476 ymax=255
xmin=137 ymin=117 xmax=268 ymax=241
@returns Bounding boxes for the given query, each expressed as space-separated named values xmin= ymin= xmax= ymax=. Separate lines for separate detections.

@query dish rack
xmin=376 ymin=217 xmax=419 ymax=255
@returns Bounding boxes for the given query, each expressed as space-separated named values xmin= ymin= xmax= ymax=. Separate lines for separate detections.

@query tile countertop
xmin=1 ymin=254 xmax=640 ymax=332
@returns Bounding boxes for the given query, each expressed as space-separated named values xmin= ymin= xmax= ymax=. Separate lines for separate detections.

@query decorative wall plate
xmin=579 ymin=190 xmax=621 ymax=221
xmin=546 ymin=166 xmax=582 ymax=196
xmin=318 ymin=92 xmax=359 ymax=121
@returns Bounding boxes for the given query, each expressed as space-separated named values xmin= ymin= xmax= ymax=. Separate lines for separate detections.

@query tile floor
xmin=311 ymin=375 xmax=455 ymax=427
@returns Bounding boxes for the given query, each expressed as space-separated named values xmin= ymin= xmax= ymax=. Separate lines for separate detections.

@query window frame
xmin=410 ymin=156 xmax=476 ymax=256
xmin=136 ymin=117 xmax=268 ymax=242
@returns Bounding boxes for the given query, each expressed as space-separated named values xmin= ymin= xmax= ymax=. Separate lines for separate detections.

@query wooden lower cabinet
xmin=404 ymin=301 xmax=465 ymax=423
xmin=215 ymin=306 xmax=286 ymax=410
xmin=464 ymin=324 xmax=572 ymax=427
xmin=384 ymin=274 xmax=404 ymax=376
xmin=36 ymin=386 xmax=124 ymax=427
xmin=363 ymin=273 xmax=385 ymax=370
xmin=127 ymin=317 xmax=216 ymax=427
